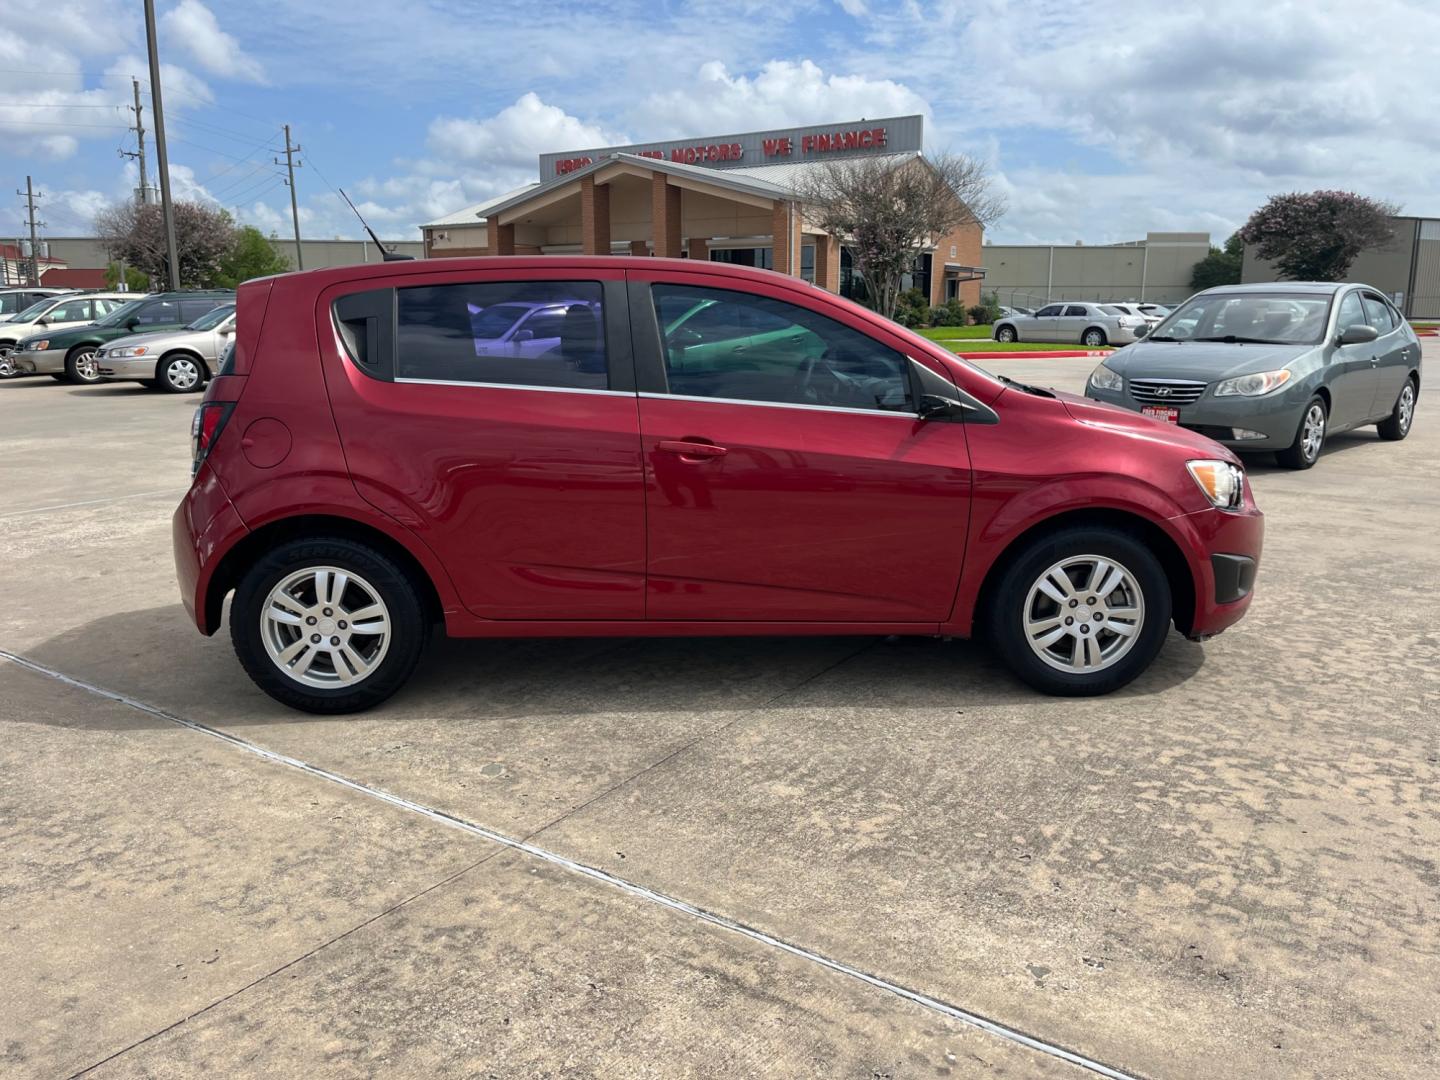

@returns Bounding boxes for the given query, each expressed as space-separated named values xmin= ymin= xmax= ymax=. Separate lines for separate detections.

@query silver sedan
xmin=95 ymin=304 xmax=235 ymax=393
xmin=993 ymin=302 xmax=1147 ymax=347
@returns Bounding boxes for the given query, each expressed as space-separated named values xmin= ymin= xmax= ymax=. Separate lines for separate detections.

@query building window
xmin=710 ymin=247 xmax=773 ymax=270
xmin=395 ymin=280 xmax=607 ymax=389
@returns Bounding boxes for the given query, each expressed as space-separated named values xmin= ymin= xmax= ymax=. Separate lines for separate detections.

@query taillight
xmin=191 ymin=401 xmax=236 ymax=475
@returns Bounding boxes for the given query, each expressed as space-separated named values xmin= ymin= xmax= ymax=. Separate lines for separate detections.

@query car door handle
xmin=657 ymin=440 xmax=728 ymax=460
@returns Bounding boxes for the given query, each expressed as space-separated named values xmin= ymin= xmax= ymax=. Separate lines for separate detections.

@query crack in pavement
xmin=3 ymin=648 xmax=1144 ymax=1080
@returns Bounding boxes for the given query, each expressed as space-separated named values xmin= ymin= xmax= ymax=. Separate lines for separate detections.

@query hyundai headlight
xmin=1088 ymin=363 xmax=1123 ymax=392
xmin=1214 ymin=369 xmax=1291 ymax=397
xmin=1186 ymin=459 xmax=1245 ymax=510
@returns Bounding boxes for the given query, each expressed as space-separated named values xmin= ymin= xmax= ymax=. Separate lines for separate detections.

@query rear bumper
xmin=173 ymin=466 xmax=248 ymax=634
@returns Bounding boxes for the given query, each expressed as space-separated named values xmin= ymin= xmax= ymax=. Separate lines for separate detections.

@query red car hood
xmin=1051 ymin=388 xmax=1241 ymax=465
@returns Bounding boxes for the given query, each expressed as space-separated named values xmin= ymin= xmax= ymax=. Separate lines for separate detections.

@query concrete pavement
xmin=1 ymin=347 xmax=1436 ymax=1077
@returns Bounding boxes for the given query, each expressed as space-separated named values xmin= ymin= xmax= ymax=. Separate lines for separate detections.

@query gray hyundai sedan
xmin=1084 ymin=283 xmax=1421 ymax=469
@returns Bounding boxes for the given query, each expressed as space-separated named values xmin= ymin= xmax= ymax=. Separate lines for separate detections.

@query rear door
xmin=629 ymin=270 xmax=972 ymax=623
xmin=322 ymin=268 xmax=647 ymax=620
xmin=1361 ymin=292 xmax=1413 ymax=418
xmin=1060 ymin=305 xmax=1090 ymax=343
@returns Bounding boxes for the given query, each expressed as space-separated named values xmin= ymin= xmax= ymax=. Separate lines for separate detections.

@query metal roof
xmin=418 ymin=183 xmax=541 ymax=229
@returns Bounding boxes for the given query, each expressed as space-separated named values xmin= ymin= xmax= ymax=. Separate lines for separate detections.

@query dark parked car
xmin=9 ymin=290 xmax=233 ymax=383
xmin=1084 ymin=283 xmax=1421 ymax=469
xmin=175 ymin=258 xmax=1263 ymax=713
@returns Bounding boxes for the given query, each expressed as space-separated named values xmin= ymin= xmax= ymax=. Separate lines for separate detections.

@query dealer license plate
xmin=1142 ymin=405 xmax=1180 ymax=424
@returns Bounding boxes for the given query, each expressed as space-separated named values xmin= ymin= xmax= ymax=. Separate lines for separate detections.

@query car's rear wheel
xmin=230 ymin=537 xmax=429 ymax=714
xmin=1377 ymin=377 xmax=1417 ymax=441
xmin=64 ymin=346 xmax=101 ymax=384
xmin=157 ymin=353 xmax=205 ymax=393
xmin=986 ymin=526 xmax=1171 ymax=696
xmin=1083 ymin=327 xmax=1108 ymax=347
xmin=1276 ymin=396 xmax=1326 ymax=469
xmin=996 ymin=325 xmax=1018 ymax=343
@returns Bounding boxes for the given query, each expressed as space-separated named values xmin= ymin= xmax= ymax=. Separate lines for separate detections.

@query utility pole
xmin=143 ymin=0 xmax=180 ymax=290
xmin=17 ymin=177 xmax=44 ymax=285
xmin=277 ymin=125 xmax=304 ymax=270
xmin=118 ymin=77 xmax=150 ymax=205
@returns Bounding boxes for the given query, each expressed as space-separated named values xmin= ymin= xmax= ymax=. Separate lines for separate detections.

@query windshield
xmin=95 ymin=299 xmax=147 ymax=328
xmin=1150 ymin=291 xmax=1333 ymax=344
xmin=11 ymin=298 xmax=57 ymax=322
xmin=186 ymin=304 xmax=235 ymax=331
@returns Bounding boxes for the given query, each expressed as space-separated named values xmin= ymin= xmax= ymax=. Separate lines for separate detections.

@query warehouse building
xmin=1242 ymin=215 xmax=1440 ymax=319
xmin=419 ymin=115 xmax=986 ymax=309
xmin=979 ymin=233 xmax=1213 ymax=309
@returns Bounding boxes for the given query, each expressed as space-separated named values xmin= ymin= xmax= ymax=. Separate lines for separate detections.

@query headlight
xmin=107 ymin=345 xmax=148 ymax=358
xmin=1187 ymin=459 xmax=1245 ymax=510
xmin=27 ymin=340 xmax=49 ymax=351
xmin=1088 ymin=363 xmax=1123 ymax=392
xmin=1214 ymin=369 xmax=1291 ymax=397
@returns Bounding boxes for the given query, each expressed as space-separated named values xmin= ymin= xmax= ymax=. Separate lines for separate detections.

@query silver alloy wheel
xmin=166 ymin=356 xmax=201 ymax=390
xmin=997 ymin=326 xmax=1016 ymax=342
xmin=1301 ymin=402 xmax=1326 ymax=461
xmin=73 ymin=349 xmax=100 ymax=382
xmin=1398 ymin=382 xmax=1415 ymax=434
xmin=261 ymin=565 xmax=392 ymax=689
xmin=1083 ymin=329 xmax=1105 ymax=347
xmin=0 ymin=351 xmax=15 ymax=378
xmin=1022 ymin=554 xmax=1145 ymax=673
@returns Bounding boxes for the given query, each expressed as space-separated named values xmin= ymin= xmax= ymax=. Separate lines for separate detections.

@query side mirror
xmin=513 ymin=329 xmax=534 ymax=343
xmin=125 ymin=316 xmax=141 ymax=329
xmin=918 ymin=394 xmax=969 ymax=421
xmin=219 ymin=325 xmax=235 ymax=336
xmin=35 ymin=317 xmax=48 ymax=327
xmin=1133 ymin=323 xmax=1149 ymax=338
xmin=1337 ymin=324 xmax=1378 ymax=346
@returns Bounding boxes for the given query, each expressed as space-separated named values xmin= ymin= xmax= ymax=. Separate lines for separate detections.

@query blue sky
xmin=3 ymin=0 xmax=1435 ymax=246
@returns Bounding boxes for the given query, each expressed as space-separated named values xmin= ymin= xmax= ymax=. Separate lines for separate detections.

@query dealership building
xmin=419 ymin=115 xmax=986 ymax=308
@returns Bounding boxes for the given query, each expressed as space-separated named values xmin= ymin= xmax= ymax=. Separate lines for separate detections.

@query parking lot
xmin=2 ymin=345 xmax=1436 ymax=1078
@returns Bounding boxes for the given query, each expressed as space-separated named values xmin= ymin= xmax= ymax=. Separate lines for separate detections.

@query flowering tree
xmin=792 ymin=153 xmax=1005 ymax=321
xmin=1238 ymin=191 xmax=1398 ymax=282
xmin=95 ymin=200 xmax=237 ymax=288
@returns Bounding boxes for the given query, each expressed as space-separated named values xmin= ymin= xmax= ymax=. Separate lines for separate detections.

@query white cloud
xmin=426 ymin=93 xmax=618 ymax=170
xmin=632 ymin=60 xmax=929 ymax=137
xmin=162 ymin=0 xmax=266 ymax=83
xmin=835 ymin=0 xmax=869 ymax=13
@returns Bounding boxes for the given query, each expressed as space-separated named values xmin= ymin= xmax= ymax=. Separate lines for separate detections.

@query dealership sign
xmin=539 ymin=115 xmax=924 ymax=180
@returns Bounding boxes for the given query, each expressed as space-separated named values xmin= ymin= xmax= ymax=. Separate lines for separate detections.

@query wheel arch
xmin=1082 ymin=324 xmax=1109 ymax=343
xmin=203 ymin=513 xmax=445 ymax=635
xmin=970 ymin=507 xmax=1196 ymax=637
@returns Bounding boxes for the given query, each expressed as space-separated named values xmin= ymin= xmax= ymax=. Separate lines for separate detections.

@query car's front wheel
xmin=1276 ymin=396 xmax=1326 ymax=469
xmin=0 ymin=348 xmax=17 ymax=379
xmin=1376 ymin=377 xmax=1417 ymax=441
xmin=157 ymin=353 xmax=205 ymax=393
xmin=987 ymin=526 xmax=1171 ymax=696
xmin=995 ymin=325 xmax=1018 ymax=343
xmin=64 ymin=346 xmax=102 ymax=384
xmin=230 ymin=537 xmax=429 ymax=714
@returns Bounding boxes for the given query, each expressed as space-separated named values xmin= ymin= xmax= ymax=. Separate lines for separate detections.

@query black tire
xmin=230 ymin=537 xmax=429 ymax=714
xmin=1083 ymin=327 xmax=1108 ymax=347
xmin=996 ymin=325 xmax=1018 ymax=343
xmin=64 ymin=345 xmax=101 ymax=384
xmin=139 ymin=379 xmax=159 ymax=390
xmin=1376 ymin=376 xmax=1418 ymax=441
xmin=49 ymin=374 xmax=67 ymax=382
xmin=156 ymin=352 xmax=206 ymax=393
xmin=985 ymin=526 xmax=1172 ymax=696
xmin=1276 ymin=395 xmax=1327 ymax=469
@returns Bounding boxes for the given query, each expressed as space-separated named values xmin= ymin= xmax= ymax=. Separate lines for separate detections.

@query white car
xmin=993 ymin=302 xmax=1148 ymax=347
xmin=0 ymin=292 xmax=131 ymax=376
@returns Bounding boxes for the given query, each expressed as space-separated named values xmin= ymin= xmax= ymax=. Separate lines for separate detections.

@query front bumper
xmin=1085 ymin=383 xmax=1306 ymax=450
xmin=1170 ymin=502 xmax=1265 ymax=638
xmin=10 ymin=348 xmax=66 ymax=375
xmin=97 ymin=353 xmax=159 ymax=380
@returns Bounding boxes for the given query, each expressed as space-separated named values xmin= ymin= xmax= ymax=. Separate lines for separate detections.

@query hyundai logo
xmin=1153 ymin=386 xmax=1173 ymax=397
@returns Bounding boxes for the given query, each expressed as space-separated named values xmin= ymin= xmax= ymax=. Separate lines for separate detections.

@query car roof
xmin=1199 ymin=282 xmax=1349 ymax=296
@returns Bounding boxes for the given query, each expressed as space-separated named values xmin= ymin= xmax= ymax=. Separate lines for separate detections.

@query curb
xmin=953 ymin=350 xmax=1110 ymax=360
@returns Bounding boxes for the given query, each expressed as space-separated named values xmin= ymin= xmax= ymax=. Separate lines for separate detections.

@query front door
xmin=1030 ymin=304 xmax=1064 ymax=341
xmin=631 ymin=274 xmax=972 ymax=623
xmin=324 ymin=270 xmax=647 ymax=620
xmin=1328 ymin=290 xmax=1381 ymax=429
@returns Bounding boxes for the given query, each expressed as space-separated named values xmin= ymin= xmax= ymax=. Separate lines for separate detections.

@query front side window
xmin=1361 ymin=294 xmax=1396 ymax=334
xmin=396 ymin=280 xmax=606 ymax=389
xmin=134 ymin=300 xmax=180 ymax=326
xmin=1035 ymin=305 xmax=1063 ymax=317
xmin=651 ymin=283 xmax=912 ymax=413
xmin=1335 ymin=292 xmax=1366 ymax=334
xmin=45 ymin=299 xmax=92 ymax=323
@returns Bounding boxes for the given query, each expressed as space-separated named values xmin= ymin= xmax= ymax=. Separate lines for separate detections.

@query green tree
xmin=1190 ymin=232 xmax=1244 ymax=291
xmin=217 ymin=226 xmax=293 ymax=288
xmin=1238 ymin=190 xmax=1398 ymax=282
xmin=104 ymin=261 xmax=150 ymax=292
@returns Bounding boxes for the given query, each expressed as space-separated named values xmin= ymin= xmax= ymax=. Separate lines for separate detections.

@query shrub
xmin=932 ymin=299 xmax=969 ymax=326
xmin=892 ymin=288 xmax=932 ymax=329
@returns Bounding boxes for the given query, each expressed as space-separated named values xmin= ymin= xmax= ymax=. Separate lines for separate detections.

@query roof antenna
xmin=339 ymin=187 xmax=413 ymax=261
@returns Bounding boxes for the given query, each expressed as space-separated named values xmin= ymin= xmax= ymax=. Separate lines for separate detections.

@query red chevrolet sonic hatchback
xmin=174 ymin=257 xmax=1263 ymax=713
